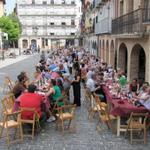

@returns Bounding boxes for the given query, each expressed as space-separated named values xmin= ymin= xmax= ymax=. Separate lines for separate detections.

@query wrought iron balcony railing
xmin=112 ymin=8 xmax=149 ymax=35
xmin=19 ymin=3 xmax=76 ymax=7
xmin=22 ymin=24 xmax=76 ymax=28
xmin=19 ymin=14 xmax=76 ymax=17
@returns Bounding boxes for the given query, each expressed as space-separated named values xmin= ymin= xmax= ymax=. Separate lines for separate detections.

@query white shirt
xmin=139 ymin=97 xmax=150 ymax=110
xmin=86 ymin=70 xmax=94 ymax=80
xmin=63 ymin=63 xmax=70 ymax=76
xmin=86 ymin=78 xmax=96 ymax=92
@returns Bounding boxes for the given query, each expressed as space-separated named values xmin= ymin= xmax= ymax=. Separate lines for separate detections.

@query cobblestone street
xmin=2 ymin=96 xmax=150 ymax=150
xmin=0 ymin=0 xmax=150 ymax=149
xmin=0 ymin=54 xmax=150 ymax=150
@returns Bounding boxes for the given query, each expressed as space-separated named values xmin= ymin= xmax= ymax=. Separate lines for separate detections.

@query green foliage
xmin=0 ymin=13 xmax=21 ymax=41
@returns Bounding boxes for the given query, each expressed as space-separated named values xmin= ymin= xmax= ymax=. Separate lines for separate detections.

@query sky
xmin=5 ymin=0 xmax=16 ymax=14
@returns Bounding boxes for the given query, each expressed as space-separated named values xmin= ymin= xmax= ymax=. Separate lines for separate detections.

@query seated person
xmin=86 ymin=74 xmax=105 ymax=102
xmin=42 ymin=69 xmax=51 ymax=80
xmin=20 ymin=71 xmax=30 ymax=87
xmin=19 ymin=84 xmax=47 ymax=125
xmin=118 ymin=72 xmax=127 ymax=88
xmin=33 ymin=66 xmax=42 ymax=85
xmin=57 ymin=78 xmax=64 ymax=93
xmin=129 ymin=78 xmax=139 ymax=95
xmin=13 ymin=74 xmax=27 ymax=98
xmin=46 ymin=79 xmax=63 ymax=107
xmin=140 ymin=96 xmax=150 ymax=110
xmin=131 ymin=85 xmax=150 ymax=107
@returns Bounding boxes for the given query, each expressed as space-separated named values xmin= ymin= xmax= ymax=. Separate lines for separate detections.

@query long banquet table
xmin=102 ymin=85 xmax=149 ymax=136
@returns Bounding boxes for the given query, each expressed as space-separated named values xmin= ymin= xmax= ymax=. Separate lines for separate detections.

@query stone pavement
xmin=0 ymin=54 xmax=34 ymax=69
xmin=1 ymin=86 xmax=150 ymax=150
xmin=0 ymin=54 xmax=150 ymax=150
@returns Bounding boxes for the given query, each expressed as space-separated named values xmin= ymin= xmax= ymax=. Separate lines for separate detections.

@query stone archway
xmin=118 ymin=43 xmax=128 ymax=73
xmin=106 ymin=40 xmax=109 ymax=63
xmin=22 ymin=39 xmax=28 ymax=48
xmin=110 ymin=40 xmax=115 ymax=68
xmin=130 ymin=44 xmax=146 ymax=81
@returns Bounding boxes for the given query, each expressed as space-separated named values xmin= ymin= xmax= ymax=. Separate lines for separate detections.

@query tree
xmin=0 ymin=13 xmax=21 ymax=48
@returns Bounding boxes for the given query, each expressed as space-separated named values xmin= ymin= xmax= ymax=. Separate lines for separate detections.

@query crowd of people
xmin=11 ymin=47 xmax=150 ymax=127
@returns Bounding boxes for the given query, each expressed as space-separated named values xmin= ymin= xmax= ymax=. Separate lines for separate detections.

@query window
xmin=61 ymin=22 xmax=66 ymax=25
xmin=50 ymin=22 xmax=54 ymax=25
xmin=120 ymin=0 xmax=124 ymax=16
xmin=71 ymin=19 xmax=75 ymax=25
xmin=32 ymin=0 xmax=35 ymax=4
xmin=50 ymin=0 xmax=54 ymax=4
xmin=71 ymin=1 xmax=75 ymax=5
xmin=71 ymin=33 xmax=75 ymax=35
xmin=144 ymin=0 xmax=150 ymax=8
xmin=45 ymin=39 xmax=48 ymax=46
xmin=62 ymin=0 xmax=65 ymax=4
xmin=43 ymin=1 xmax=47 ymax=4
xmin=50 ymin=33 xmax=54 ymax=35
xmin=96 ymin=16 xmax=98 ymax=23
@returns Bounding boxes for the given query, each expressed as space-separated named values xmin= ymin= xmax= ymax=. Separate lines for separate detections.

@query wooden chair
xmin=3 ymin=76 xmax=14 ymax=94
xmin=7 ymin=93 xmax=15 ymax=104
xmin=88 ymin=94 xmax=107 ymax=120
xmin=56 ymin=104 xmax=76 ymax=134
xmin=62 ymin=89 xmax=70 ymax=104
xmin=51 ymin=96 xmax=67 ymax=115
xmin=0 ymin=111 xmax=23 ymax=147
xmin=1 ymin=96 xmax=15 ymax=115
xmin=94 ymin=94 xmax=116 ymax=131
xmin=125 ymin=112 xmax=148 ymax=144
xmin=20 ymin=108 xmax=41 ymax=139
xmin=83 ymin=88 xmax=91 ymax=105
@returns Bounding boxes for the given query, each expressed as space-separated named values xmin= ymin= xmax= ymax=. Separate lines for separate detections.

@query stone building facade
xmin=16 ymin=0 xmax=82 ymax=50
xmin=81 ymin=0 xmax=150 ymax=83
xmin=95 ymin=0 xmax=116 ymax=68
xmin=112 ymin=0 xmax=150 ymax=82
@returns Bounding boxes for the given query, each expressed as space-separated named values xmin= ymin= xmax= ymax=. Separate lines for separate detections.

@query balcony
xmin=95 ymin=17 xmax=111 ymax=34
xmin=112 ymin=8 xmax=149 ymax=37
xmin=19 ymin=3 xmax=76 ymax=7
xmin=22 ymin=24 xmax=76 ymax=28
xmin=21 ymin=34 xmax=76 ymax=39
xmin=19 ymin=14 xmax=76 ymax=17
